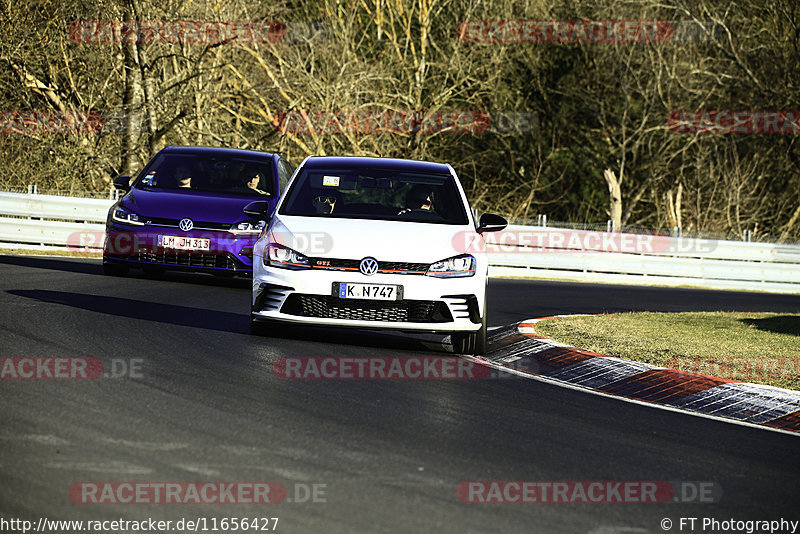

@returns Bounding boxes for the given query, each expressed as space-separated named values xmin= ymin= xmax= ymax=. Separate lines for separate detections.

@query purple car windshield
xmin=134 ymin=153 xmax=274 ymax=197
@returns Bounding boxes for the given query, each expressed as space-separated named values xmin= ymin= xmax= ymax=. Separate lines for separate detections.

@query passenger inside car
xmin=312 ymin=189 xmax=342 ymax=214
xmin=174 ymin=165 xmax=193 ymax=188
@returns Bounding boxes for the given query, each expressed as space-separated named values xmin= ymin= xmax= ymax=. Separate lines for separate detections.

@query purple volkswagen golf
xmin=103 ymin=146 xmax=293 ymax=277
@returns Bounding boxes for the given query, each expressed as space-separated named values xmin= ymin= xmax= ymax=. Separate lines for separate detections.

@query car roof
xmin=160 ymin=145 xmax=275 ymax=159
xmin=303 ymin=156 xmax=451 ymax=174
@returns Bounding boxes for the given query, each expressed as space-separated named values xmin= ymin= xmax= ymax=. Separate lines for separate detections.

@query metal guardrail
xmin=0 ymin=192 xmax=111 ymax=249
xmin=0 ymin=192 xmax=799 ymax=293
xmin=485 ymin=225 xmax=800 ymax=293
xmin=0 ymin=191 xmax=113 ymax=222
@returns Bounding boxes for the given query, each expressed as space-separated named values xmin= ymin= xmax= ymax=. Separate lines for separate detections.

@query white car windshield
xmin=280 ymin=168 xmax=469 ymax=224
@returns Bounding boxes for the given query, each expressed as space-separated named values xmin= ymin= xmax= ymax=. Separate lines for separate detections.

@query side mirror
xmin=113 ymin=175 xmax=131 ymax=191
xmin=243 ymin=200 xmax=270 ymax=218
xmin=477 ymin=212 xmax=508 ymax=233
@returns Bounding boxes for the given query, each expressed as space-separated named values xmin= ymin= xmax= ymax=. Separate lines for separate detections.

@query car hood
xmin=269 ymin=215 xmax=483 ymax=263
xmin=123 ymin=187 xmax=276 ymax=223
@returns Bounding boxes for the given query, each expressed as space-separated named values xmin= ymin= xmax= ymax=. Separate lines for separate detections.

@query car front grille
xmin=142 ymin=217 xmax=230 ymax=231
xmin=281 ymin=294 xmax=453 ymax=323
xmin=134 ymin=251 xmax=240 ymax=269
xmin=308 ymin=257 xmax=430 ymax=275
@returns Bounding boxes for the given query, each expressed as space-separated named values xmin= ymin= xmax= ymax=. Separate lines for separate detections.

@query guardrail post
xmin=27 ymin=184 xmax=38 ymax=195
xmin=607 ymin=219 xmax=616 ymax=233
xmin=744 ymin=229 xmax=752 ymax=242
xmin=672 ymin=226 xmax=682 ymax=238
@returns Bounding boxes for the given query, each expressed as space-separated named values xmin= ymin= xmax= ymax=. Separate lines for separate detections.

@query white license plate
xmin=158 ymin=235 xmax=211 ymax=251
xmin=338 ymin=283 xmax=399 ymax=300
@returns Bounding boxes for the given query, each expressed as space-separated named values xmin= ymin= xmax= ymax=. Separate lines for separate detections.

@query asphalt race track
xmin=1 ymin=255 xmax=799 ymax=534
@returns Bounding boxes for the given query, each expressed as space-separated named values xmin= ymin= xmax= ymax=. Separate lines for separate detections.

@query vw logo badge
xmin=359 ymin=257 xmax=379 ymax=276
xmin=178 ymin=218 xmax=194 ymax=232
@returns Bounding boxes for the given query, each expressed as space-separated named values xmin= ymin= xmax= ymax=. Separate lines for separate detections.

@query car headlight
xmin=231 ymin=220 xmax=266 ymax=234
xmin=265 ymin=243 xmax=311 ymax=269
xmin=111 ymin=206 xmax=144 ymax=226
xmin=426 ymin=254 xmax=476 ymax=278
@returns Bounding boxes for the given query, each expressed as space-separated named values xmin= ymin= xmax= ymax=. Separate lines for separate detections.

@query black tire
xmin=102 ymin=262 xmax=129 ymax=276
xmin=451 ymin=302 xmax=487 ymax=355
xmin=249 ymin=315 xmax=278 ymax=336
xmin=142 ymin=265 xmax=165 ymax=277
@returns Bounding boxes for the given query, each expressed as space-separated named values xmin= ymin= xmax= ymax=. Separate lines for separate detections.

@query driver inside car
xmin=398 ymin=184 xmax=434 ymax=215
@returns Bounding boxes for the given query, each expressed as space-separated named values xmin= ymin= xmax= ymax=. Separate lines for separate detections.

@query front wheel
xmin=451 ymin=307 xmax=487 ymax=355
xmin=142 ymin=265 xmax=165 ymax=277
xmin=102 ymin=261 xmax=129 ymax=276
xmin=249 ymin=315 xmax=279 ymax=336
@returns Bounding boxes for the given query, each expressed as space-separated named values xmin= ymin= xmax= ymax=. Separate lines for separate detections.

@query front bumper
xmin=251 ymin=264 xmax=485 ymax=333
xmin=103 ymin=226 xmax=259 ymax=274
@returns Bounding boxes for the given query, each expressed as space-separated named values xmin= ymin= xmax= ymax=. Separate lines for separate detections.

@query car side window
xmin=277 ymin=158 xmax=294 ymax=192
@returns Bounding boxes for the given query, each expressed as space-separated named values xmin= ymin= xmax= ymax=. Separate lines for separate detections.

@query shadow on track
xmin=0 ymin=254 xmax=100 ymax=275
xmin=8 ymin=289 xmax=247 ymax=333
xmin=6 ymin=289 xmax=446 ymax=353
xmin=0 ymin=255 xmax=250 ymax=289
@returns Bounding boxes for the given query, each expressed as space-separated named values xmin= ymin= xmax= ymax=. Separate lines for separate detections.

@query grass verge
xmin=534 ymin=312 xmax=800 ymax=391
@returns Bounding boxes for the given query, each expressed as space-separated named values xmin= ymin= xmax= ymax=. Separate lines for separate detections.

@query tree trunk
xmin=666 ymin=182 xmax=683 ymax=233
xmin=779 ymin=202 xmax=800 ymax=243
xmin=120 ymin=2 xmax=143 ymax=177
xmin=603 ymin=169 xmax=622 ymax=231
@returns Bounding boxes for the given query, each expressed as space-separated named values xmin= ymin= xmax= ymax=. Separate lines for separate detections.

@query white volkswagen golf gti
xmin=245 ymin=156 xmax=507 ymax=354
